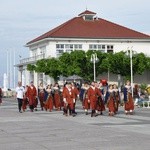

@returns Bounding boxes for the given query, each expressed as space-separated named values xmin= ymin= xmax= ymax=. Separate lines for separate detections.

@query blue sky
xmin=0 ymin=0 xmax=150 ymax=87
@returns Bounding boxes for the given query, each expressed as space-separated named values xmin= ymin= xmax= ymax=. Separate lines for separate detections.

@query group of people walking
xmin=15 ymin=80 xmax=134 ymax=116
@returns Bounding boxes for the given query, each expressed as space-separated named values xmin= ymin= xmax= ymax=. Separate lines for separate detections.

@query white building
xmin=16 ymin=10 xmax=150 ymax=87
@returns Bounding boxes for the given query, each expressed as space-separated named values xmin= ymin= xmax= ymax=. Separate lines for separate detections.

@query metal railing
xmin=20 ymin=53 xmax=45 ymax=64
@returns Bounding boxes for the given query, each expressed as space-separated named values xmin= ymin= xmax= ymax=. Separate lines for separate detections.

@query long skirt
xmin=54 ymin=93 xmax=61 ymax=110
xmin=84 ymin=98 xmax=90 ymax=110
xmin=107 ymin=98 xmax=116 ymax=113
xmin=39 ymin=92 xmax=45 ymax=109
xmin=124 ymin=94 xmax=134 ymax=111
xmin=44 ymin=96 xmax=53 ymax=111
xmin=96 ymin=97 xmax=105 ymax=112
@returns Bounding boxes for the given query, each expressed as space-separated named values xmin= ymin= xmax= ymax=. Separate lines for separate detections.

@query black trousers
xmin=17 ymin=98 xmax=23 ymax=112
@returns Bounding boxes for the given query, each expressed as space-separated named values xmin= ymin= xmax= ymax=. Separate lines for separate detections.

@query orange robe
xmin=0 ymin=88 xmax=2 ymax=104
xmin=27 ymin=86 xmax=37 ymax=109
xmin=124 ymin=93 xmax=134 ymax=111
xmin=114 ymin=89 xmax=120 ymax=112
xmin=88 ymin=86 xmax=102 ymax=110
xmin=38 ymin=87 xmax=45 ymax=109
xmin=44 ymin=89 xmax=53 ymax=111
xmin=22 ymin=92 xmax=28 ymax=111
xmin=53 ymin=88 xmax=61 ymax=110
xmin=63 ymin=87 xmax=75 ymax=110
xmin=83 ymin=88 xmax=90 ymax=110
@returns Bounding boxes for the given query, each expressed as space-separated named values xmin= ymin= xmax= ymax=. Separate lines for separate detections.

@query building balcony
xmin=19 ymin=53 xmax=45 ymax=65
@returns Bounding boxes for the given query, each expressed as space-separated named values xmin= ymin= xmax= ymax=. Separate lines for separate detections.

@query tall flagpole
xmin=13 ymin=50 xmax=16 ymax=89
xmin=6 ymin=50 xmax=9 ymax=89
xmin=9 ymin=50 xmax=12 ymax=89
xmin=7 ymin=50 xmax=9 ymax=89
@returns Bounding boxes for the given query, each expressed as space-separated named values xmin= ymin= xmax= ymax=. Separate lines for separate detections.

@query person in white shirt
xmin=15 ymin=81 xmax=25 ymax=113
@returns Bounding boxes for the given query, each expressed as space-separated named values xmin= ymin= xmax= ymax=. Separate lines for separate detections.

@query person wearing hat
xmin=88 ymin=81 xmax=102 ymax=117
xmin=63 ymin=82 xmax=76 ymax=117
xmin=71 ymin=82 xmax=79 ymax=114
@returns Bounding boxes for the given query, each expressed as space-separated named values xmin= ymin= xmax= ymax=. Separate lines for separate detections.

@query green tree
xmin=27 ymin=64 xmax=36 ymax=71
xmin=106 ymin=51 xmax=149 ymax=80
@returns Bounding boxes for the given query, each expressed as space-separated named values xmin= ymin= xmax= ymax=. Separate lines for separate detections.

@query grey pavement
xmin=0 ymin=98 xmax=150 ymax=150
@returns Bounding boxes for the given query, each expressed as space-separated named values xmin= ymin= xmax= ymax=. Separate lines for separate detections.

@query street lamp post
xmin=90 ymin=53 xmax=99 ymax=81
xmin=130 ymin=49 xmax=133 ymax=97
xmin=18 ymin=65 xmax=23 ymax=83
xmin=126 ymin=47 xmax=136 ymax=97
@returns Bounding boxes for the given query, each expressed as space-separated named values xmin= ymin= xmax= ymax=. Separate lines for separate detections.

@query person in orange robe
xmin=105 ymin=84 xmax=116 ymax=116
xmin=0 ymin=87 xmax=2 ymax=105
xmin=22 ymin=85 xmax=29 ymax=111
xmin=38 ymin=83 xmax=45 ymax=111
xmin=96 ymin=82 xmax=105 ymax=115
xmin=44 ymin=85 xmax=53 ymax=112
xmin=88 ymin=81 xmax=102 ymax=117
xmin=26 ymin=81 xmax=37 ymax=112
xmin=63 ymin=82 xmax=76 ymax=117
xmin=82 ymin=82 xmax=90 ymax=115
xmin=123 ymin=80 xmax=134 ymax=115
xmin=53 ymin=83 xmax=61 ymax=111
xmin=71 ymin=82 xmax=79 ymax=114
xmin=113 ymin=84 xmax=120 ymax=113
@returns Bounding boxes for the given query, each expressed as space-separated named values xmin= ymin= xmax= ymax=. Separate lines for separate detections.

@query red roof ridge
xmin=27 ymin=17 xmax=77 ymax=44
xmin=78 ymin=10 xmax=96 ymax=16
xmin=99 ymin=18 xmax=150 ymax=38
xmin=50 ymin=17 xmax=77 ymax=36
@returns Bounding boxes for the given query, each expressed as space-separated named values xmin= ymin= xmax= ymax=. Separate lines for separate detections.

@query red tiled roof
xmin=27 ymin=11 xmax=150 ymax=45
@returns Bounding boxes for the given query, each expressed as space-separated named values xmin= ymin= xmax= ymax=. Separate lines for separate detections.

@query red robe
xmin=88 ymin=86 xmax=102 ymax=110
xmin=114 ymin=89 xmax=120 ymax=112
xmin=53 ymin=88 xmax=61 ymax=110
xmin=22 ymin=91 xmax=28 ymax=111
xmin=63 ymin=87 xmax=75 ymax=110
xmin=124 ymin=93 xmax=134 ymax=111
xmin=27 ymin=85 xmax=37 ymax=107
xmin=83 ymin=88 xmax=90 ymax=110
xmin=38 ymin=87 xmax=45 ymax=109
xmin=72 ymin=87 xmax=79 ymax=100
xmin=44 ymin=89 xmax=53 ymax=111
xmin=0 ymin=88 xmax=2 ymax=104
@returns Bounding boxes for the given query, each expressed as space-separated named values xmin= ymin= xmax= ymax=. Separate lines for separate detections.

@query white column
xmin=34 ymin=72 xmax=38 ymax=88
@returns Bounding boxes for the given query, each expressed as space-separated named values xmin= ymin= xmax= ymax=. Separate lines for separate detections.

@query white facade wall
xmin=23 ymin=38 xmax=150 ymax=86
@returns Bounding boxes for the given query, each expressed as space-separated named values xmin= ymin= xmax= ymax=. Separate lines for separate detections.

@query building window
xmin=74 ymin=44 xmax=82 ymax=50
xmin=66 ymin=49 xmax=73 ymax=53
xmin=65 ymin=44 xmax=73 ymax=53
xmin=56 ymin=44 xmax=65 ymax=57
xmin=65 ymin=44 xmax=73 ymax=49
xmin=89 ymin=44 xmax=114 ymax=53
xmin=107 ymin=45 xmax=114 ymax=53
xmin=56 ymin=49 xmax=64 ymax=57
xmin=31 ymin=49 xmax=37 ymax=57
xmin=89 ymin=44 xmax=97 ymax=50
xmin=40 ymin=46 xmax=46 ymax=54
xmin=89 ymin=44 xmax=105 ymax=51
xmin=85 ymin=15 xmax=93 ymax=21
xmin=102 ymin=45 xmax=105 ymax=49
xmin=56 ymin=44 xmax=64 ymax=49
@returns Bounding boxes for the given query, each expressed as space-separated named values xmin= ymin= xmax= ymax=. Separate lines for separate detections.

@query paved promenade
xmin=0 ymin=98 xmax=150 ymax=150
